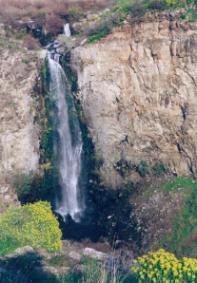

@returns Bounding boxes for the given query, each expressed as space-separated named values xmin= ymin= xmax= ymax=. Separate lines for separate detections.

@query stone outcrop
xmin=0 ymin=27 xmax=40 ymax=211
xmin=72 ymin=14 xmax=197 ymax=187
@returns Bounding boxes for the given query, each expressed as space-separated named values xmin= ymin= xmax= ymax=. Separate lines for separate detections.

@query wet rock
xmin=68 ymin=251 xmax=82 ymax=261
xmin=83 ymin=247 xmax=108 ymax=261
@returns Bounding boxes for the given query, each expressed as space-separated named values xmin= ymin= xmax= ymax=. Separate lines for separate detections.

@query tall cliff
xmin=0 ymin=27 xmax=40 ymax=211
xmin=72 ymin=14 xmax=197 ymax=187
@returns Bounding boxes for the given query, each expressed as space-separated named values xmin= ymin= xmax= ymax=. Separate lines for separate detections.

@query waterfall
xmin=48 ymin=54 xmax=84 ymax=223
xmin=64 ymin=23 xmax=71 ymax=37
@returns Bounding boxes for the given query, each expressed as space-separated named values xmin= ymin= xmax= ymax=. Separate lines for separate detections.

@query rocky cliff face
xmin=72 ymin=14 xmax=197 ymax=187
xmin=0 ymin=27 xmax=40 ymax=211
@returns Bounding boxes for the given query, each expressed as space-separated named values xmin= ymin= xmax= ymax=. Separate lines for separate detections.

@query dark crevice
xmin=180 ymin=103 xmax=189 ymax=121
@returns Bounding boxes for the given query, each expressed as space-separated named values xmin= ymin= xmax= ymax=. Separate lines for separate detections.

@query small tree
xmin=137 ymin=160 xmax=149 ymax=177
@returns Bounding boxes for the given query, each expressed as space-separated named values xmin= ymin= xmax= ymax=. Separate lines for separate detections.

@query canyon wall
xmin=72 ymin=14 xmax=197 ymax=187
xmin=0 ymin=27 xmax=40 ymax=211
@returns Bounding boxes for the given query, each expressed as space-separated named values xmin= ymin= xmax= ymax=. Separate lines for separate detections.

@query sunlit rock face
xmin=0 ymin=27 xmax=40 ymax=211
xmin=72 ymin=14 xmax=197 ymax=187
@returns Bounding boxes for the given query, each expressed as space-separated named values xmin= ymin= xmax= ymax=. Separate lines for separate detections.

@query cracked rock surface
xmin=72 ymin=15 xmax=197 ymax=187
xmin=0 ymin=29 xmax=40 ymax=211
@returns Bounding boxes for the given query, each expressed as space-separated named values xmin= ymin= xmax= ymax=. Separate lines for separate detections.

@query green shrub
xmin=0 ymin=201 xmax=62 ymax=256
xmin=88 ymin=30 xmax=109 ymax=43
xmin=163 ymin=0 xmax=196 ymax=9
xmin=181 ymin=7 xmax=197 ymax=21
xmin=165 ymin=0 xmax=179 ymax=6
xmin=137 ymin=160 xmax=149 ymax=177
xmin=88 ymin=21 xmax=111 ymax=43
xmin=80 ymin=258 xmax=131 ymax=283
xmin=14 ymin=174 xmax=33 ymax=203
xmin=152 ymin=161 xmax=166 ymax=176
xmin=67 ymin=7 xmax=84 ymax=21
xmin=113 ymin=0 xmax=135 ymax=13
xmin=124 ymin=181 xmax=136 ymax=193
xmin=147 ymin=0 xmax=169 ymax=10
xmin=14 ymin=171 xmax=58 ymax=204
xmin=57 ymin=272 xmax=81 ymax=283
xmin=115 ymin=159 xmax=134 ymax=177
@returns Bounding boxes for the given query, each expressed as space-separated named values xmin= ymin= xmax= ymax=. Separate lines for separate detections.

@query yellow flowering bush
xmin=0 ymin=201 xmax=62 ymax=256
xmin=131 ymin=249 xmax=197 ymax=283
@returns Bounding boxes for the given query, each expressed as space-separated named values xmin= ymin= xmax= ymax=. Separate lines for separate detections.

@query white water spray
xmin=48 ymin=54 xmax=84 ymax=222
xmin=64 ymin=23 xmax=71 ymax=37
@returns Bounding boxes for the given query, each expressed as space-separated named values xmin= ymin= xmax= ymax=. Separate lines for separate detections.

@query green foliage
xmin=113 ymin=0 xmax=135 ymax=13
xmin=40 ymin=59 xmax=55 ymax=165
xmin=164 ymin=188 xmax=197 ymax=257
xmin=67 ymin=7 xmax=84 ymax=21
xmin=14 ymin=174 xmax=33 ymax=203
xmin=40 ymin=58 xmax=50 ymax=93
xmin=164 ymin=0 xmax=179 ymax=6
xmin=56 ymin=273 xmax=81 ymax=283
xmin=88 ymin=30 xmax=110 ymax=43
xmin=181 ymin=7 xmax=197 ymax=20
xmin=47 ymin=255 xmax=69 ymax=267
xmin=137 ymin=160 xmax=149 ymax=177
xmin=0 ymin=251 xmax=60 ymax=283
xmin=115 ymin=159 xmax=134 ymax=177
xmin=152 ymin=161 xmax=166 ymax=176
xmin=87 ymin=0 xmax=197 ymax=44
xmin=124 ymin=181 xmax=136 ymax=193
xmin=40 ymin=59 xmax=56 ymax=163
xmin=0 ymin=201 xmax=62 ymax=256
xmin=162 ymin=177 xmax=197 ymax=257
xmin=81 ymin=259 xmax=104 ymax=283
xmin=14 ymin=171 xmax=59 ymax=204
xmin=131 ymin=249 xmax=197 ymax=283
xmin=163 ymin=176 xmax=197 ymax=192
xmin=16 ymin=59 xmax=60 ymax=205
xmin=79 ymin=258 xmax=131 ymax=283
xmin=88 ymin=22 xmax=111 ymax=44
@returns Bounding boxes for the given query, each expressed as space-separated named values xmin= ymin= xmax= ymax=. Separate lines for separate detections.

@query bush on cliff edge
xmin=0 ymin=201 xmax=62 ymax=256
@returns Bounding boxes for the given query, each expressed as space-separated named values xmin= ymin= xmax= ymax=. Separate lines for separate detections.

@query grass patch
xmin=161 ymin=176 xmax=197 ymax=257
xmin=88 ymin=29 xmax=110 ymax=43
xmin=163 ymin=176 xmax=197 ymax=193
xmin=47 ymin=255 xmax=70 ymax=268
xmin=56 ymin=273 xmax=81 ymax=283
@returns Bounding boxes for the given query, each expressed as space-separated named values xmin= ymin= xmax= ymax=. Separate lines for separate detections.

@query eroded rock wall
xmin=0 ymin=28 xmax=40 ymax=211
xmin=72 ymin=15 xmax=197 ymax=187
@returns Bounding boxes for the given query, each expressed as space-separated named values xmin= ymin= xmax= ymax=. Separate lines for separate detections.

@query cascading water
xmin=64 ymin=23 xmax=71 ymax=37
xmin=48 ymin=53 xmax=85 ymax=223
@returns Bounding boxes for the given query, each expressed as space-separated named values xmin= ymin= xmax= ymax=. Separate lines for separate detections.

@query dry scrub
xmin=0 ymin=0 xmax=114 ymax=35
xmin=0 ymin=0 xmax=114 ymax=23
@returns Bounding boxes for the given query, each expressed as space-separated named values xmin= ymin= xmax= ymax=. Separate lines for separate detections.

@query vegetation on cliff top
xmin=87 ymin=0 xmax=197 ymax=43
xmin=0 ymin=0 xmax=113 ymax=35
